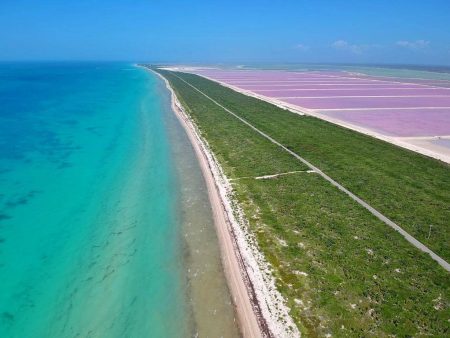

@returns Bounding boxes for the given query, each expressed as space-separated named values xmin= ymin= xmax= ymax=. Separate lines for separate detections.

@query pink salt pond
xmin=321 ymin=109 xmax=450 ymax=137
xmin=189 ymin=69 xmax=450 ymax=159
xmin=256 ymin=88 xmax=450 ymax=98
xmin=283 ymin=96 xmax=450 ymax=110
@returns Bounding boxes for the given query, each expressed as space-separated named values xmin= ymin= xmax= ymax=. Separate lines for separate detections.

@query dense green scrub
xmin=154 ymin=68 xmax=449 ymax=337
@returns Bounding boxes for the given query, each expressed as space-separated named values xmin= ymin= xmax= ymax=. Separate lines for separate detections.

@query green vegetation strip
xmin=153 ymin=67 xmax=449 ymax=337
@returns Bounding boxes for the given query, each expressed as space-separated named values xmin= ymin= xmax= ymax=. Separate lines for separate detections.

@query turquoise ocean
xmin=0 ymin=63 xmax=239 ymax=337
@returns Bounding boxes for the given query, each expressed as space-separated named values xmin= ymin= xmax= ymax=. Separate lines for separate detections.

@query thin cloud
xmin=332 ymin=40 xmax=349 ymax=48
xmin=294 ymin=43 xmax=310 ymax=51
xmin=396 ymin=40 xmax=430 ymax=49
xmin=332 ymin=40 xmax=364 ymax=54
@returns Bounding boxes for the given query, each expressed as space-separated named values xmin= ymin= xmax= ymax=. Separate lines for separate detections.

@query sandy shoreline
xmin=154 ymin=70 xmax=265 ymax=338
xmin=146 ymin=67 xmax=300 ymax=338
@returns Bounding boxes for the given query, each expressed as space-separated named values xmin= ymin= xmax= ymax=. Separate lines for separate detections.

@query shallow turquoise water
xmin=0 ymin=63 xmax=190 ymax=337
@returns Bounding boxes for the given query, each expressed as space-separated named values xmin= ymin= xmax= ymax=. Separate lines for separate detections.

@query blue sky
xmin=1 ymin=0 xmax=449 ymax=64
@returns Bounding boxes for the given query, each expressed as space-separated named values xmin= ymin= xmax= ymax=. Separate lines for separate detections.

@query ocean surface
xmin=0 ymin=63 xmax=239 ymax=337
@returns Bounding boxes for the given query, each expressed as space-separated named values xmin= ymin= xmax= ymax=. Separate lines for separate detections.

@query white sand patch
xmin=278 ymin=238 xmax=288 ymax=247
xmin=293 ymin=271 xmax=308 ymax=277
xmin=254 ymin=170 xmax=310 ymax=180
xmin=294 ymin=298 xmax=304 ymax=306
xmin=433 ymin=295 xmax=444 ymax=310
